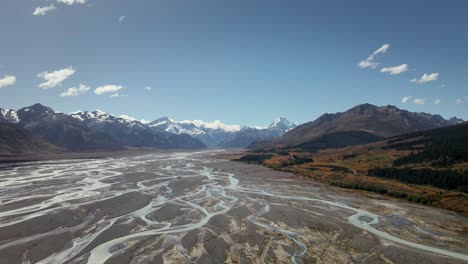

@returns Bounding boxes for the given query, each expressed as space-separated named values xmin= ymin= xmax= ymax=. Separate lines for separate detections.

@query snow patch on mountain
xmin=148 ymin=116 xmax=298 ymax=147
xmin=0 ymin=109 xmax=20 ymax=123
xmin=70 ymin=110 xmax=146 ymax=129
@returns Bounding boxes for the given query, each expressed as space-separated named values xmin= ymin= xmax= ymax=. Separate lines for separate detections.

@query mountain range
xmin=0 ymin=103 xmax=464 ymax=155
xmin=0 ymin=104 xmax=297 ymax=154
xmin=251 ymin=103 xmax=464 ymax=151
xmin=149 ymin=117 xmax=298 ymax=147
xmin=69 ymin=111 xmax=205 ymax=149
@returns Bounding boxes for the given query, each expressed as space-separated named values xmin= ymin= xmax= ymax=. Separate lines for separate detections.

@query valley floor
xmin=0 ymin=150 xmax=466 ymax=263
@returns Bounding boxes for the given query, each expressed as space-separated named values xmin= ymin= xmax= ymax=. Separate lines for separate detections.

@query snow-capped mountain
xmin=70 ymin=110 xmax=206 ymax=149
xmin=253 ymin=104 xmax=466 ymax=150
xmin=266 ymin=117 xmax=298 ymax=132
xmin=8 ymin=104 xmax=120 ymax=151
xmin=0 ymin=108 xmax=19 ymax=123
xmin=70 ymin=110 xmax=148 ymax=130
xmin=149 ymin=118 xmax=241 ymax=135
xmin=1 ymin=104 xmax=206 ymax=150
xmin=148 ymin=117 xmax=298 ymax=147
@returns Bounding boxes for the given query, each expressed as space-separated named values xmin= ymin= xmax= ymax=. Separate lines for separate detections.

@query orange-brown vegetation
xmin=245 ymin=139 xmax=468 ymax=216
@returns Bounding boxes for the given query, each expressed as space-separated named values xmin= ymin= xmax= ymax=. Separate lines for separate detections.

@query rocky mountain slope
xmin=0 ymin=104 xmax=206 ymax=152
xmin=13 ymin=104 xmax=121 ymax=151
xmin=70 ymin=111 xmax=205 ymax=149
xmin=0 ymin=123 xmax=63 ymax=155
xmin=252 ymin=104 xmax=464 ymax=150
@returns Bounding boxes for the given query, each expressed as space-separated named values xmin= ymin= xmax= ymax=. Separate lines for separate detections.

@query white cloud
xmin=0 ymin=75 xmax=16 ymax=88
xmin=33 ymin=4 xmax=56 ymax=16
xmin=381 ymin=64 xmax=408 ymax=75
xmin=401 ymin=95 xmax=412 ymax=103
xmin=179 ymin=120 xmax=241 ymax=132
xmin=110 ymin=92 xmax=128 ymax=97
xmin=56 ymin=0 xmax=87 ymax=5
xmin=410 ymin=73 xmax=439 ymax=84
xmin=358 ymin=43 xmax=390 ymax=69
xmin=456 ymin=98 xmax=463 ymax=104
xmin=143 ymin=86 xmax=152 ymax=90
xmin=60 ymin=84 xmax=90 ymax=97
xmin=119 ymin=115 xmax=149 ymax=124
xmin=413 ymin=98 xmax=426 ymax=105
xmin=119 ymin=114 xmax=137 ymax=121
xmin=119 ymin=16 xmax=126 ymax=23
xmin=38 ymin=67 xmax=75 ymax=89
xmin=94 ymin=85 xmax=123 ymax=95
xmin=434 ymin=99 xmax=441 ymax=104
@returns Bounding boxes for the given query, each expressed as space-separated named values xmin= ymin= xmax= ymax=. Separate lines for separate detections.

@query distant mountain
xmin=12 ymin=104 xmax=121 ymax=152
xmin=222 ymin=118 xmax=298 ymax=148
xmin=0 ymin=123 xmax=62 ymax=155
xmin=70 ymin=111 xmax=206 ymax=149
xmin=149 ymin=117 xmax=297 ymax=148
xmin=0 ymin=109 xmax=20 ymax=124
xmin=447 ymin=117 xmax=465 ymax=125
xmin=252 ymin=104 xmax=464 ymax=150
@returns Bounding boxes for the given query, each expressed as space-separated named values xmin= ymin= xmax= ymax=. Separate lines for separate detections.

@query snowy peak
xmin=148 ymin=116 xmax=297 ymax=147
xmin=70 ymin=110 xmax=111 ymax=122
xmin=0 ymin=108 xmax=20 ymax=123
xmin=20 ymin=103 xmax=55 ymax=115
xmin=267 ymin=117 xmax=296 ymax=131
xmin=149 ymin=117 xmax=242 ymax=136
xmin=17 ymin=104 xmax=56 ymax=124
xmin=150 ymin=117 xmax=296 ymax=135
xmin=149 ymin=117 xmax=174 ymax=127
xmin=70 ymin=110 xmax=146 ymax=128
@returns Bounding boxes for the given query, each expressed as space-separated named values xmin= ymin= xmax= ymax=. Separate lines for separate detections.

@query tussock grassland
xmin=239 ymin=139 xmax=468 ymax=216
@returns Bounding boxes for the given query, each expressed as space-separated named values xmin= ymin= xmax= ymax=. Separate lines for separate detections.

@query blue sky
xmin=0 ymin=0 xmax=467 ymax=126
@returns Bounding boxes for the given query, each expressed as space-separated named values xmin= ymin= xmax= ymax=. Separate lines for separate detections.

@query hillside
xmin=70 ymin=111 xmax=206 ymax=149
xmin=0 ymin=123 xmax=62 ymax=156
xmin=239 ymin=123 xmax=468 ymax=215
xmin=252 ymin=104 xmax=463 ymax=150
xmin=16 ymin=104 xmax=122 ymax=152
xmin=1 ymin=104 xmax=207 ymax=152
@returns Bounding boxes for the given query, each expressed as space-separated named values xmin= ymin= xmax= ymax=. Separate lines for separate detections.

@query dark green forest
xmin=368 ymin=167 xmax=468 ymax=192
xmin=388 ymin=123 xmax=468 ymax=166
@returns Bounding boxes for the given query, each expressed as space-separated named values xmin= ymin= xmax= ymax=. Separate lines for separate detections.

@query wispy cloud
xmin=413 ymin=98 xmax=426 ymax=105
xmin=38 ymin=67 xmax=75 ymax=89
xmin=401 ymin=95 xmax=412 ymax=103
xmin=143 ymin=86 xmax=152 ymax=90
xmin=33 ymin=4 xmax=56 ymax=16
xmin=56 ymin=0 xmax=87 ymax=5
xmin=456 ymin=98 xmax=463 ymax=104
xmin=358 ymin=44 xmax=390 ymax=69
xmin=60 ymin=84 xmax=90 ymax=97
xmin=0 ymin=75 xmax=16 ymax=88
xmin=119 ymin=16 xmax=126 ymax=23
xmin=110 ymin=92 xmax=128 ymax=97
xmin=410 ymin=73 xmax=439 ymax=84
xmin=94 ymin=85 xmax=123 ymax=95
xmin=381 ymin=64 xmax=408 ymax=75
xmin=434 ymin=99 xmax=441 ymax=104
